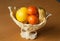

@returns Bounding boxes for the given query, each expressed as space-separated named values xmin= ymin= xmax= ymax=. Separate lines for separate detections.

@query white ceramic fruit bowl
xmin=8 ymin=6 xmax=52 ymax=40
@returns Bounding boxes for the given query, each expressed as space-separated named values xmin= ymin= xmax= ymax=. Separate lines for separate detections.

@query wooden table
xmin=0 ymin=0 xmax=60 ymax=41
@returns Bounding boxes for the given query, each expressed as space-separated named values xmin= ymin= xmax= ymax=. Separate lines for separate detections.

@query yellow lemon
xmin=16 ymin=7 xmax=28 ymax=23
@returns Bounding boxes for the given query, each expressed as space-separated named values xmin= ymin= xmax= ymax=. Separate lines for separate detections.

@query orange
xmin=27 ymin=15 xmax=39 ymax=25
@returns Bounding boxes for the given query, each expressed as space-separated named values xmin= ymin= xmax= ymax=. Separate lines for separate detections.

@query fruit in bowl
xmin=8 ymin=6 xmax=51 ymax=39
xmin=16 ymin=6 xmax=39 ymax=25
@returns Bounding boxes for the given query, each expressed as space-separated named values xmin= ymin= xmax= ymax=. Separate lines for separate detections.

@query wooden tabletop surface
xmin=0 ymin=0 xmax=60 ymax=41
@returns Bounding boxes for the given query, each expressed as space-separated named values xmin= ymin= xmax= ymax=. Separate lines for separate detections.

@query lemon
xmin=16 ymin=7 xmax=28 ymax=23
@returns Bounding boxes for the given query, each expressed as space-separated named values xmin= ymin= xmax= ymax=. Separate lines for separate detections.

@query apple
xmin=16 ymin=7 xmax=28 ymax=23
